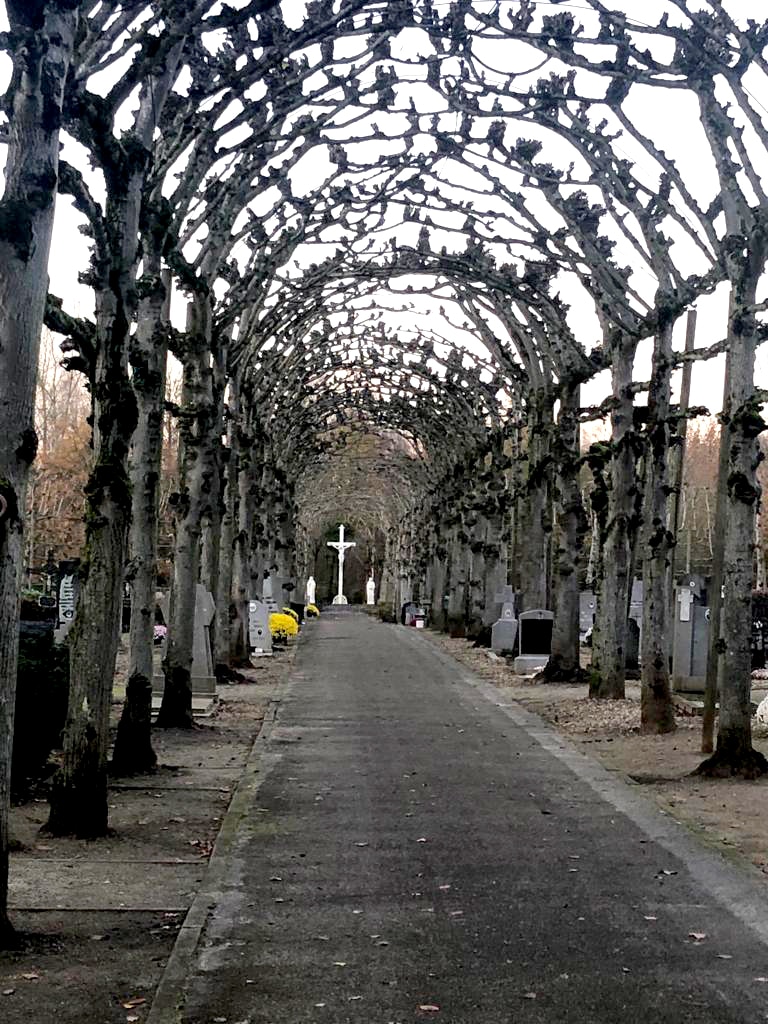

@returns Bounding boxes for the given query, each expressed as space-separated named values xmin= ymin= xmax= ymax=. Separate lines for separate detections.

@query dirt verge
xmin=1 ymin=642 xmax=297 ymax=1024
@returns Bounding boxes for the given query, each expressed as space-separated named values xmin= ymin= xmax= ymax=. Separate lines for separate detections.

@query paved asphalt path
xmin=175 ymin=610 xmax=768 ymax=1023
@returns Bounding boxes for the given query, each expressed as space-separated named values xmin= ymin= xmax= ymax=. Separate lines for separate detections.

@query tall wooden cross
xmin=327 ymin=524 xmax=356 ymax=605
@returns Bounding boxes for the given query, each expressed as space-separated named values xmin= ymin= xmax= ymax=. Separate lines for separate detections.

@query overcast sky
xmin=1 ymin=0 xmax=765 ymax=425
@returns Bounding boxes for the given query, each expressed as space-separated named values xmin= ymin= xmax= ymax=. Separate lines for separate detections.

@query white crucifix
xmin=327 ymin=524 xmax=356 ymax=605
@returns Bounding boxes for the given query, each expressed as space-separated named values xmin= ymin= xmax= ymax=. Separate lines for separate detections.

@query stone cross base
xmin=332 ymin=594 xmax=348 ymax=605
xmin=152 ymin=674 xmax=217 ymax=697
xmin=513 ymin=654 xmax=549 ymax=675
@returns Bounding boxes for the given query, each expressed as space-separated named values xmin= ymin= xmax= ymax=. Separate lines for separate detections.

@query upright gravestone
xmin=366 ymin=576 xmax=376 ymax=605
xmin=262 ymin=570 xmax=279 ymax=613
xmin=513 ymin=609 xmax=554 ymax=675
xmin=672 ymin=575 xmax=709 ymax=692
xmin=191 ymin=584 xmax=216 ymax=695
xmin=54 ymin=570 xmax=80 ymax=643
xmin=491 ymin=585 xmax=518 ymax=654
xmin=248 ymin=599 xmax=272 ymax=654
xmin=153 ymin=584 xmax=217 ymax=697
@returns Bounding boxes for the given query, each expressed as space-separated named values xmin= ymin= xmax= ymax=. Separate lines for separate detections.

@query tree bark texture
xmin=697 ymin=249 xmax=768 ymax=778
xmin=0 ymin=0 xmax=78 ymax=941
xmin=543 ymin=381 xmax=586 ymax=682
xmin=214 ymin=381 xmax=240 ymax=673
xmin=519 ymin=393 xmax=552 ymax=611
xmin=111 ymin=261 xmax=170 ymax=774
xmin=48 ymin=45 xmax=184 ymax=836
xmin=157 ymin=295 xmax=217 ymax=729
xmin=640 ymin=319 xmax=677 ymax=733
xmin=590 ymin=338 xmax=640 ymax=699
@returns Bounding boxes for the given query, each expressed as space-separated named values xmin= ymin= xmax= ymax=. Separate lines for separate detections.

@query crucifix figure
xmin=327 ymin=524 xmax=356 ymax=605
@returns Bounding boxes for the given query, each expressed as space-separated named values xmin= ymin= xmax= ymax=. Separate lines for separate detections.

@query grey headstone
xmin=491 ymin=617 xmax=518 ymax=654
xmin=248 ymin=599 xmax=272 ymax=653
xmin=153 ymin=585 xmax=216 ymax=696
xmin=672 ymin=576 xmax=710 ymax=692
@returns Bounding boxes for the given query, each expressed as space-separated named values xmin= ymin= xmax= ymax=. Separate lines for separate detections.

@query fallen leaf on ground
xmin=121 ymin=998 xmax=147 ymax=1009
xmin=20 ymin=972 xmax=40 ymax=980
xmin=643 ymin=916 xmax=657 ymax=921
xmin=3 ymin=989 xmax=15 ymax=996
xmin=416 ymin=837 xmax=428 ymax=843
xmin=689 ymin=932 xmax=707 ymax=942
xmin=333 ymin=961 xmax=347 ymax=967
xmin=717 ymin=954 xmax=733 ymax=960
xmin=418 ymin=1005 xmax=440 ymax=1012
xmin=522 ymin=992 xmax=537 ymax=999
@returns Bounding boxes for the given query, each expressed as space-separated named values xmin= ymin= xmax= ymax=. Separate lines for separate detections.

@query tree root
xmin=692 ymin=747 xmax=768 ymax=780
xmin=534 ymin=662 xmax=588 ymax=685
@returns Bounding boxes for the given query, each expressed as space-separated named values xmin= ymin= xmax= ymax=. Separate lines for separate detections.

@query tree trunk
xmin=519 ymin=392 xmax=552 ymax=611
xmin=214 ymin=381 xmax=240 ymax=674
xmin=231 ymin=431 xmax=259 ymax=666
xmin=640 ymin=318 xmax=676 ymax=733
xmin=696 ymin=254 xmax=768 ymax=778
xmin=542 ymin=381 xmax=587 ymax=682
xmin=47 ymin=46 xmax=184 ymax=837
xmin=112 ymin=261 xmax=170 ymax=774
xmin=157 ymin=296 xmax=216 ymax=729
xmin=590 ymin=337 xmax=640 ymax=699
xmin=200 ymin=332 xmax=229 ymax=624
xmin=0 ymin=0 xmax=78 ymax=943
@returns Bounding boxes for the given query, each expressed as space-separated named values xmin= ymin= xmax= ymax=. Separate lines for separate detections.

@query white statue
xmin=366 ymin=576 xmax=376 ymax=605
xmin=327 ymin=524 xmax=356 ymax=605
xmin=306 ymin=575 xmax=316 ymax=606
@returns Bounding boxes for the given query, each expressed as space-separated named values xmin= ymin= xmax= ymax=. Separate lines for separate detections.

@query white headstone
xmin=306 ymin=575 xmax=316 ymax=606
xmin=677 ymin=587 xmax=694 ymax=622
xmin=366 ymin=576 xmax=376 ymax=605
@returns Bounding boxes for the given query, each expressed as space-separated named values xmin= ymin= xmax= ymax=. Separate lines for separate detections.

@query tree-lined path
xmin=169 ymin=612 xmax=768 ymax=1023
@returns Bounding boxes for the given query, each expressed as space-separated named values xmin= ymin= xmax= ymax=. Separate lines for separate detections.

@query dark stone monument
xmin=513 ymin=609 xmax=554 ymax=674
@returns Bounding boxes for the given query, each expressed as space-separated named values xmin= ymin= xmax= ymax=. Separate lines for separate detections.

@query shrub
xmin=270 ymin=612 xmax=299 ymax=643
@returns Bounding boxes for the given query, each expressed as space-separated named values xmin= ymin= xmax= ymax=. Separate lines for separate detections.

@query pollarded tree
xmin=45 ymin=2 xmax=214 ymax=838
xmin=0 ymin=0 xmax=82 ymax=947
xmin=497 ymin=0 xmax=768 ymax=771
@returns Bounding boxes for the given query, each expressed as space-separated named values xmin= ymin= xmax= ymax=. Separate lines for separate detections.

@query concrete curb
xmin=146 ymin=663 xmax=299 ymax=1024
xmin=399 ymin=626 xmax=768 ymax=950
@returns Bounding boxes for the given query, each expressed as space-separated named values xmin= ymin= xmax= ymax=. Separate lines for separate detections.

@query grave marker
xmin=513 ymin=609 xmax=553 ymax=674
xmin=248 ymin=599 xmax=272 ymax=654
xmin=491 ymin=585 xmax=518 ymax=654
